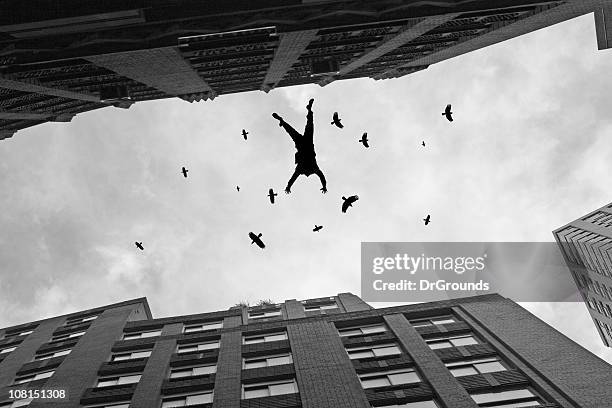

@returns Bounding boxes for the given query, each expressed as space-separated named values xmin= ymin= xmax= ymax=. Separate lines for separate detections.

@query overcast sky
xmin=1 ymin=14 xmax=612 ymax=362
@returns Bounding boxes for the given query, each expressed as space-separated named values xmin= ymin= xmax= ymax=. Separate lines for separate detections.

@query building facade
xmin=1 ymin=0 xmax=612 ymax=139
xmin=1 ymin=292 xmax=612 ymax=407
xmin=554 ymin=202 xmax=612 ymax=347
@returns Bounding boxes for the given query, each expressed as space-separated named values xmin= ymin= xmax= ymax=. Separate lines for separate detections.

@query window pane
xmin=450 ymin=336 xmax=478 ymax=347
xmin=98 ymin=379 xmax=117 ymax=387
xmin=339 ymin=328 xmax=362 ymax=337
xmin=471 ymin=389 xmax=535 ymax=404
xmin=349 ymin=350 xmax=374 ymax=359
xmin=399 ymin=401 xmax=439 ymax=408
xmin=361 ymin=377 xmax=390 ymax=389
xmin=244 ymin=387 xmax=270 ymax=399
xmin=265 ymin=334 xmax=287 ymax=342
xmin=244 ymin=336 xmax=264 ymax=344
xmin=485 ymin=400 xmax=541 ymax=408
xmin=1 ymin=347 xmax=16 ymax=354
xmin=186 ymin=393 xmax=213 ymax=404
xmin=178 ymin=346 xmax=197 ymax=353
xmin=269 ymin=382 xmax=297 ymax=395
xmin=170 ymin=369 xmax=191 ymax=379
xmin=193 ymin=365 xmax=216 ymax=375
xmin=117 ymin=375 xmax=141 ymax=385
xmin=268 ymin=355 xmax=292 ymax=366
xmin=374 ymin=346 xmax=401 ymax=357
xmin=475 ymin=361 xmax=506 ymax=374
xmin=449 ymin=366 xmax=479 ymax=377
xmin=161 ymin=399 xmax=186 ymax=407
xmin=428 ymin=341 xmax=452 ymax=349
xmin=132 ymin=351 xmax=152 ymax=359
xmin=112 ymin=354 xmax=130 ymax=361
xmin=431 ymin=318 xmax=456 ymax=325
xmin=198 ymin=342 xmax=219 ymax=350
xmin=34 ymin=371 xmax=54 ymax=380
xmin=361 ymin=325 xmax=386 ymax=334
xmin=141 ymin=331 xmax=161 ymax=338
xmin=244 ymin=359 xmax=268 ymax=369
xmin=11 ymin=399 xmax=34 ymax=407
xmin=123 ymin=334 xmax=139 ymax=340
xmin=388 ymin=371 xmax=419 ymax=385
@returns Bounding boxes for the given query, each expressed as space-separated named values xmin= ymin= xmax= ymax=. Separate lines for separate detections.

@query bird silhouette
xmin=242 ymin=129 xmax=249 ymax=140
xmin=423 ymin=215 xmax=431 ymax=225
xmin=181 ymin=167 xmax=188 ymax=178
xmin=268 ymin=188 xmax=277 ymax=204
xmin=313 ymin=225 xmax=323 ymax=232
xmin=236 ymin=186 xmax=240 ymax=192
xmin=359 ymin=132 xmax=369 ymax=148
xmin=331 ymin=112 xmax=343 ymax=128
xmin=249 ymin=232 xmax=265 ymax=249
xmin=442 ymin=104 xmax=453 ymax=122
xmin=135 ymin=242 xmax=144 ymax=250
xmin=422 ymin=141 xmax=426 ymax=147
xmin=341 ymin=195 xmax=359 ymax=213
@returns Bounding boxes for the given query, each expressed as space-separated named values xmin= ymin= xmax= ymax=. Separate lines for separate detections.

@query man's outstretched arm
xmin=285 ymin=170 xmax=300 ymax=194
xmin=315 ymin=169 xmax=327 ymax=193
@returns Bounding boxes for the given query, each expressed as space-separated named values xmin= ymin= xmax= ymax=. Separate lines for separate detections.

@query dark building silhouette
xmin=1 ymin=293 xmax=612 ymax=407
xmin=554 ymin=202 xmax=612 ymax=347
xmin=1 ymin=1 xmax=612 ymax=139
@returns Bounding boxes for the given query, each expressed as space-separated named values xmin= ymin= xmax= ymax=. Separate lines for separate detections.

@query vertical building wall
xmin=460 ymin=297 xmax=612 ymax=408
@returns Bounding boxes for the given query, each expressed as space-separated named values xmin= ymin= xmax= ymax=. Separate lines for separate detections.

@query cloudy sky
xmin=1 ymin=14 xmax=612 ymax=362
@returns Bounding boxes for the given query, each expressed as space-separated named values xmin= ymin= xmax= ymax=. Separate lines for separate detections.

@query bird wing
xmin=333 ymin=112 xmax=338 ymax=120
xmin=338 ymin=120 xmax=343 ymax=128
xmin=446 ymin=104 xmax=451 ymax=112
xmin=342 ymin=202 xmax=349 ymax=213
xmin=350 ymin=195 xmax=359 ymax=203
xmin=363 ymin=140 xmax=369 ymax=147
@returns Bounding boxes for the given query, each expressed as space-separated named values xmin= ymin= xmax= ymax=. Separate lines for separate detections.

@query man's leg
xmin=273 ymin=113 xmax=301 ymax=145
xmin=304 ymin=99 xmax=314 ymax=141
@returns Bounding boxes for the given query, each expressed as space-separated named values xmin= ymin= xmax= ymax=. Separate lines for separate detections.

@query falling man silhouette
xmin=273 ymin=98 xmax=327 ymax=194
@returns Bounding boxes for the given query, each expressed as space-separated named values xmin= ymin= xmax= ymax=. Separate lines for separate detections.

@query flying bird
xmin=359 ymin=132 xmax=369 ymax=148
xmin=181 ymin=167 xmax=188 ymax=178
xmin=422 ymin=141 xmax=426 ymax=147
xmin=442 ymin=104 xmax=453 ymax=122
xmin=341 ymin=195 xmax=359 ymax=213
xmin=313 ymin=225 xmax=323 ymax=232
xmin=331 ymin=112 xmax=343 ymax=128
xmin=135 ymin=242 xmax=144 ymax=251
xmin=236 ymin=186 xmax=240 ymax=192
xmin=249 ymin=232 xmax=265 ymax=249
xmin=423 ymin=215 xmax=431 ymax=225
xmin=242 ymin=129 xmax=249 ymax=140
xmin=268 ymin=188 xmax=278 ymax=204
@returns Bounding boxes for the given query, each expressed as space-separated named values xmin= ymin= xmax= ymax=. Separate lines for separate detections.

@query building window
xmin=445 ymin=357 xmax=506 ymax=377
xmin=346 ymin=344 xmax=401 ymax=359
xmin=51 ymin=331 xmax=85 ymax=342
xmin=243 ymin=353 xmax=293 ymax=369
xmin=66 ymin=315 xmax=98 ymax=325
xmin=0 ymin=346 xmax=17 ymax=354
xmin=359 ymin=368 xmax=420 ymax=389
xmin=243 ymin=331 xmax=288 ymax=345
xmin=183 ymin=321 xmax=223 ymax=333
xmin=242 ymin=379 xmax=299 ymax=399
xmin=7 ymin=330 xmax=34 ymax=338
xmin=177 ymin=340 xmax=220 ymax=354
xmin=84 ymin=404 xmax=130 ymax=408
xmin=14 ymin=371 xmax=54 ymax=384
xmin=34 ymin=349 xmax=71 ymax=360
xmin=377 ymin=400 xmax=439 ymax=408
xmin=123 ymin=330 xmax=162 ymax=340
xmin=248 ymin=310 xmax=282 ymax=319
xmin=304 ymin=303 xmax=337 ymax=312
xmin=338 ymin=324 xmax=387 ymax=337
xmin=97 ymin=374 xmax=141 ymax=387
xmin=410 ymin=316 xmax=457 ymax=328
xmin=170 ymin=364 xmax=217 ymax=379
xmin=111 ymin=350 xmax=152 ymax=362
xmin=0 ymin=399 xmax=33 ymax=407
xmin=470 ymin=388 xmax=541 ymax=407
xmin=425 ymin=334 xmax=479 ymax=349
xmin=161 ymin=391 xmax=213 ymax=407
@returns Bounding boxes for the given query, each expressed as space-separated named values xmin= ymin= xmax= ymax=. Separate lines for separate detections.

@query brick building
xmin=2 ymin=0 xmax=612 ymax=139
xmin=554 ymin=202 xmax=612 ymax=347
xmin=1 ymin=293 xmax=612 ymax=407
